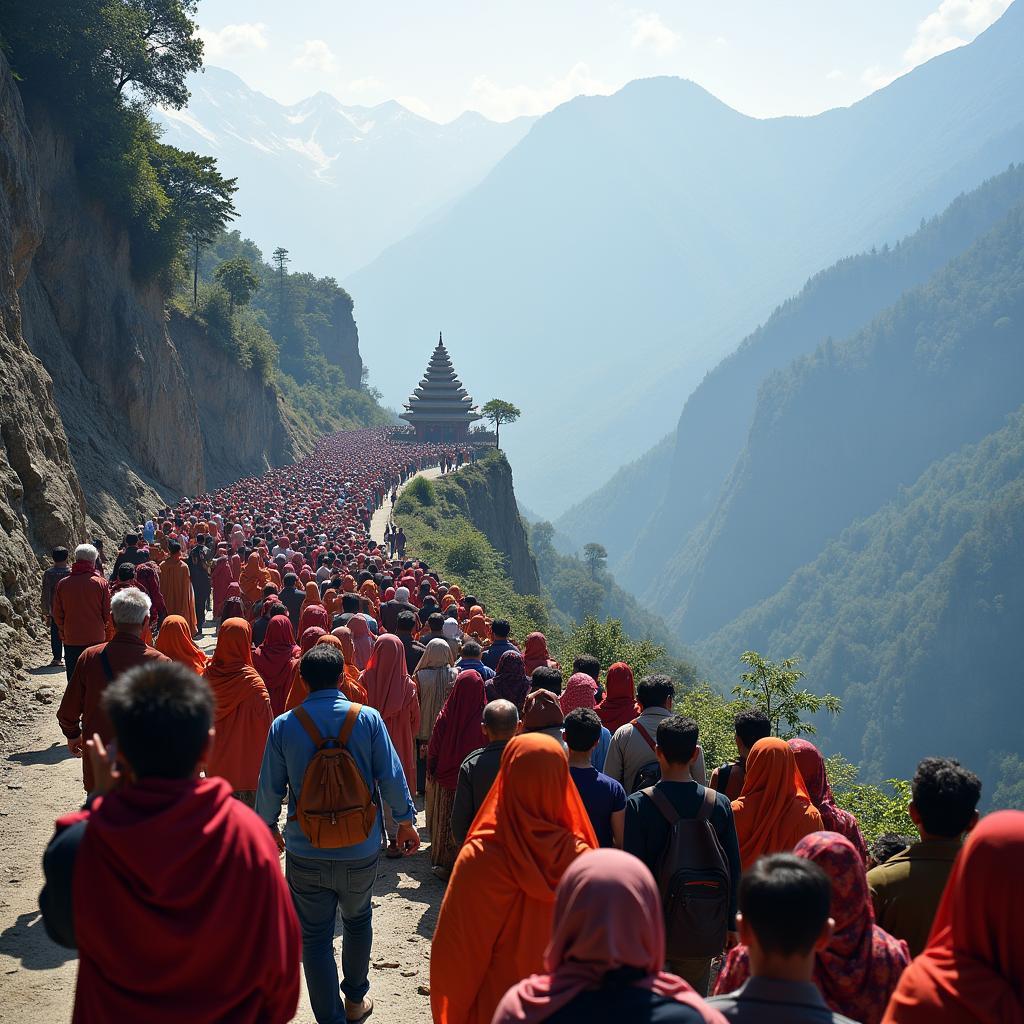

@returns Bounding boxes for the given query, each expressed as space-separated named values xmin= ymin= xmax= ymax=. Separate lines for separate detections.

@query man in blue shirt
xmin=455 ymin=639 xmax=495 ymax=680
xmin=480 ymin=619 xmax=519 ymax=671
xmin=257 ymin=645 xmax=419 ymax=1024
xmin=565 ymin=708 xmax=626 ymax=847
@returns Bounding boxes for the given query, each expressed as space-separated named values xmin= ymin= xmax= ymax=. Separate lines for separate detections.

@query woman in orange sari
xmin=299 ymin=581 xmax=323 ymax=620
xmin=315 ymin=635 xmax=367 ymax=702
xmin=430 ymin=733 xmax=598 ymax=1024
xmin=202 ymin=618 xmax=273 ymax=806
xmin=154 ymin=614 xmax=207 ymax=675
xmin=730 ymin=736 xmax=823 ymax=869
xmin=331 ymin=626 xmax=364 ymax=692
xmin=323 ymin=588 xmax=340 ymax=620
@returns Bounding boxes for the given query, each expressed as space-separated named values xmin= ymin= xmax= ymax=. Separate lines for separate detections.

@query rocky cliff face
xmin=443 ymin=451 xmax=541 ymax=596
xmin=168 ymin=309 xmax=300 ymax=488
xmin=0 ymin=57 xmax=88 ymax=700
xmin=309 ymin=290 xmax=363 ymax=387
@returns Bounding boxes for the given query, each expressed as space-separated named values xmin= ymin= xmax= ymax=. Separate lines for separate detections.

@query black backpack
xmin=645 ymin=785 xmax=731 ymax=960
xmin=629 ymin=720 xmax=661 ymax=793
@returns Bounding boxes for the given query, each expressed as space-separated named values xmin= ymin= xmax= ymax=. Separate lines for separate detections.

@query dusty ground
xmin=0 ymin=630 xmax=443 ymax=1023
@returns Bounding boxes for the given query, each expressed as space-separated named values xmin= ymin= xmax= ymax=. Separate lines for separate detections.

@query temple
xmin=400 ymin=334 xmax=483 ymax=442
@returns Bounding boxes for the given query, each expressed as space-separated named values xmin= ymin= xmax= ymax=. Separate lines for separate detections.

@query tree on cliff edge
xmin=482 ymin=399 xmax=521 ymax=449
xmin=215 ymin=256 xmax=260 ymax=316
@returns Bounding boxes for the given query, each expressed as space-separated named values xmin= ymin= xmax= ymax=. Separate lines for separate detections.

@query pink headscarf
xmin=359 ymin=633 xmax=411 ymax=717
xmin=348 ymin=614 xmax=374 ymax=669
xmin=559 ymin=672 xmax=599 ymax=715
xmin=493 ymin=849 xmax=726 ymax=1024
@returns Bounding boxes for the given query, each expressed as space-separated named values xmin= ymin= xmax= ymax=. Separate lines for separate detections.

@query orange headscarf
xmin=202 ymin=618 xmax=272 ymax=791
xmin=238 ymin=552 xmax=270 ymax=606
xmin=323 ymin=588 xmax=340 ymax=619
xmin=154 ymin=614 xmax=207 ymax=676
xmin=315 ymin=635 xmax=367 ymax=703
xmin=730 ymin=737 xmax=823 ymax=869
xmin=299 ymin=581 xmax=323 ymax=619
xmin=430 ymin=733 xmax=597 ymax=1024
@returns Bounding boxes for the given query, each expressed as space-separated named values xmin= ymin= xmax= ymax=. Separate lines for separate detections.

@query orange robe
xmin=430 ymin=734 xmax=597 ymax=1024
xmin=731 ymin=737 xmax=824 ymax=869
xmin=159 ymin=555 xmax=197 ymax=635
xmin=284 ymin=637 xmax=367 ymax=710
xmin=239 ymin=553 xmax=271 ymax=608
xmin=203 ymin=619 xmax=272 ymax=792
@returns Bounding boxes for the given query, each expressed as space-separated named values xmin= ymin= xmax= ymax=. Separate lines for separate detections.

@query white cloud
xmin=826 ymin=68 xmax=845 ymax=81
xmin=293 ymin=39 xmax=338 ymax=73
xmin=467 ymin=63 xmax=616 ymax=121
xmin=861 ymin=64 xmax=900 ymax=90
xmin=903 ymin=0 xmax=1011 ymax=65
xmin=396 ymin=95 xmax=435 ymax=119
xmin=631 ymin=12 xmax=680 ymax=55
xmin=198 ymin=23 xmax=269 ymax=58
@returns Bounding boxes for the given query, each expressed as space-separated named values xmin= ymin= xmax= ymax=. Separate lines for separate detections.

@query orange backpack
xmin=288 ymin=704 xmax=378 ymax=848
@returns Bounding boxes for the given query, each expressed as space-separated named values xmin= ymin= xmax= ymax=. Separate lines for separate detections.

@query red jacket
xmin=56 ymin=633 xmax=168 ymax=791
xmin=53 ymin=564 xmax=111 ymax=646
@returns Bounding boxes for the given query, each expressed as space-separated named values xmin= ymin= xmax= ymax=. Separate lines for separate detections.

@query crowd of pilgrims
xmin=36 ymin=427 xmax=1022 ymax=1024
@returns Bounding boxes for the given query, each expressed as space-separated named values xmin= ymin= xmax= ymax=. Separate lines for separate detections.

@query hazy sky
xmin=193 ymin=0 xmax=1012 ymax=122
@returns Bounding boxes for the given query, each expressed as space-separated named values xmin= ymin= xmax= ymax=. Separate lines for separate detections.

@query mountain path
xmin=370 ymin=466 xmax=443 ymax=547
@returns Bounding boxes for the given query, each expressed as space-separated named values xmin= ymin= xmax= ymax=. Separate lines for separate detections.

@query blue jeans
xmin=286 ymin=851 xmax=379 ymax=1023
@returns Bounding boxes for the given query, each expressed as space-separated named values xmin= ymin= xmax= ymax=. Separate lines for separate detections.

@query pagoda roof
xmin=401 ymin=334 xmax=483 ymax=426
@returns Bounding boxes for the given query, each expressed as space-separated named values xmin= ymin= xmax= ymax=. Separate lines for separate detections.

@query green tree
xmin=826 ymin=756 xmax=915 ymax=842
xmin=101 ymin=0 xmax=204 ymax=107
xmin=272 ymin=246 xmax=291 ymax=331
xmin=555 ymin=617 xmax=664 ymax=682
xmin=582 ymin=542 xmax=608 ymax=578
xmin=214 ymin=256 xmax=260 ymax=315
xmin=481 ymin=399 xmax=521 ymax=449
xmin=732 ymin=651 xmax=842 ymax=739
xmin=151 ymin=144 xmax=237 ymax=304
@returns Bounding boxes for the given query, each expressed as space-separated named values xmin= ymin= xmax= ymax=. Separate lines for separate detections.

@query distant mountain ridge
xmin=347 ymin=0 xmax=1024 ymax=514
xmin=152 ymin=67 xmax=535 ymax=277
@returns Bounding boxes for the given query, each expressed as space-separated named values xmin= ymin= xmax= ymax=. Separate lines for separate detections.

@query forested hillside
xmin=698 ymin=410 xmax=1024 ymax=794
xmin=668 ymin=200 xmax=1024 ymax=642
xmin=349 ymin=2 xmax=1024 ymax=512
xmin=564 ymin=165 xmax=1024 ymax=582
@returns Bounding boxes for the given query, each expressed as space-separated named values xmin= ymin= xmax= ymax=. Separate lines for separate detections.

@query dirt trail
xmin=0 ymin=629 xmax=442 ymax=1022
xmin=370 ymin=466 xmax=443 ymax=547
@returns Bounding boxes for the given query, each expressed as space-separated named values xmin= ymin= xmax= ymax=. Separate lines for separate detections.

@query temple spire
xmin=400 ymin=333 xmax=482 ymax=442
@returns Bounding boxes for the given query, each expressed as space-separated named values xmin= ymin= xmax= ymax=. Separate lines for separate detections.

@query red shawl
xmin=883 ymin=811 xmax=1024 ymax=1024
xmin=360 ymin=633 xmax=412 ymax=717
xmin=595 ymin=662 xmax=640 ymax=733
xmin=253 ymin=615 xmax=301 ymax=716
xmin=522 ymin=632 xmax=557 ymax=676
xmin=68 ymin=776 xmax=299 ymax=1024
xmin=427 ymin=670 xmax=486 ymax=790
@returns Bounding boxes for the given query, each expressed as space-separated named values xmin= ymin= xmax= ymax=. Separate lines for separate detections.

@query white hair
xmin=111 ymin=587 xmax=152 ymax=626
xmin=395 ymin=586 xmax=410 ymax=602
xmin=74 ymin=543 xmax=99 ymax=565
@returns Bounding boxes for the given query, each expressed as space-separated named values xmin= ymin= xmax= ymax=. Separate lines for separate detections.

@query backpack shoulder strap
xmin=717 ymin=762 xmax=732 ymax=791
xmin=634 ymin=720 xmax=657 ymax=752
xmin=697 ymin=784 xmax=717 ymax=822
xmin=645 ymin=785 xmax=682 ymax=825
xmin=293 ymin=705 xmax=326 ymax=748
xmin=337 ymin=703 xmax=362 ymax=745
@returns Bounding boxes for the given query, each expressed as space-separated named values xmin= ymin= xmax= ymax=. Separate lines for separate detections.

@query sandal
xmin=346 ymin=996 xmax=374 ymax=1022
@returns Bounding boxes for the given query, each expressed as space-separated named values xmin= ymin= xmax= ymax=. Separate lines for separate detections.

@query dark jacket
xmin=450 ymin=740 xmax=509 ymax=845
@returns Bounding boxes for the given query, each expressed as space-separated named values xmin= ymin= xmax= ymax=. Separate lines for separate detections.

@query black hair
xmin=262 ymin=583 xmax=278 ymax=596
xmin=461 ymin=640 xmax=482 ymax=658
xmin=572 ymin=654 xmax=601 ymax=681
xmin=300 ymin=645 xmax=345 ymax=691
xmin=283 ymin=572 xmax=298 ymax=587
xmin=396 ymin=610 xmax=416 ymax=632
xmin=427 ymin=612 xmax=445 ymax=632
xmin=637 ymin=674 xmax=675 ymax=709
xmin=168 ymin=539 xmax=182 ymax=554
xmin=869 ymin=833 xmax=912 ymax=866
xmin=912 ymin=757 xmax=982 ymax=837
xmin=116 ymin=562 xmax=136 ymax=581
xmin=341 ymin=593 xmax=361 ymax=613
xmin=739 ymin=854 xmax=831 ymax=956
xmin=492 ymin=619 xmax=511 ymax=638
xmin=267 ymin=602 xmax=288 ymax=619
xmin=530 ymin=665 xmax=563 ymax=694
xmin=124 ymin=533 xmax=139 ymax=546
xmin=564 ymin=707 xmax=602 ymax=752
xmin=52 ymin=546 xmax=69 ymax=562
xmin=656 ymin=714 xmax=699 ymax=764
xmin=103 ymin=662 xmax=213 ymax=779
xmin=735 ymin=708 xmax=772 ymax=749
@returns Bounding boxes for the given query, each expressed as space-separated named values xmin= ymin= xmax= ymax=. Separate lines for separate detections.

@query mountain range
xmin=348 ymin=2 xmax=1024 ymax=514
xmin=152 ymin=67 xmax=534 ymax=278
